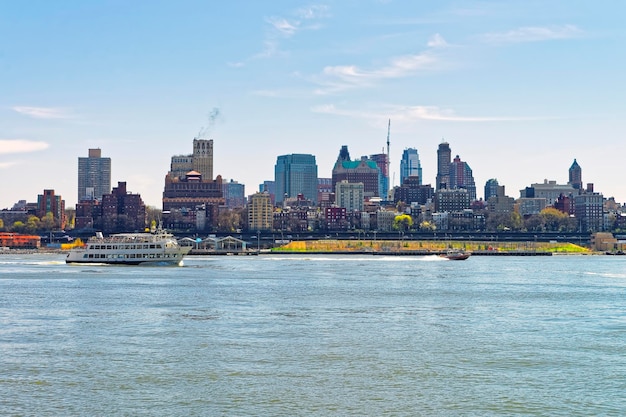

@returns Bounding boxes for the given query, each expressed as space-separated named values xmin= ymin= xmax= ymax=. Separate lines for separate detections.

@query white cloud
xmin=266 ymin=17 xmax=299 ymax=37
xmin=427 ymin=33 xmax=449 ymax=48
xmin=0 ymin=139 xmax=50 ymax=155
xmin=480 ymin=25 xmax=583 ymax=44
xmin=12 ymin=106 xmax=74 ymax=120
xmin=313 ymin=51 xmax=438 ymax=94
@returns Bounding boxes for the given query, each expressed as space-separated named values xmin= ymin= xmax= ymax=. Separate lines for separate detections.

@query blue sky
xmin=1 ymin=0 xmax=625 ymax=209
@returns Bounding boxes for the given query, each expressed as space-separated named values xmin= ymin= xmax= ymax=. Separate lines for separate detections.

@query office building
xmin=400 ymin=148 xmax=422 ymax=185
xmin=78 ymin=148 xmax=111 ymax=202
xmin=274 ymin=154 xmax=318 ymax=205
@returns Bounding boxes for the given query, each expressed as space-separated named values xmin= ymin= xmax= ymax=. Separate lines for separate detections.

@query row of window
xmin=83 ymin=253 xmax=178 ymax=259
xmin=89 ymin=244 xmax=162 ymax=250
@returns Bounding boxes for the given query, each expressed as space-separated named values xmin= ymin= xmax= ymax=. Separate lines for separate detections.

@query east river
xmin=1 ymin=253 xmax=625 ymax=416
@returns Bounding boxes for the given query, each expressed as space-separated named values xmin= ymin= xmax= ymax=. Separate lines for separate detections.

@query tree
xmin=419 ymin=220 xmax=436 ymax=231
xmin=40 ymin=212 xmax=56 ymax=231
xmin=540 ymin=207 xmax=570 ymax=232
xmin=393 ymin=214 xmax=413 ymax=232
xmin=524 ymin=214 xmax=544 ymax=232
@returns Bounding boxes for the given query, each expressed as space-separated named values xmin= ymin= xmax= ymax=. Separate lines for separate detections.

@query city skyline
xmin=1 ymin=1 xmax=625 ymax=208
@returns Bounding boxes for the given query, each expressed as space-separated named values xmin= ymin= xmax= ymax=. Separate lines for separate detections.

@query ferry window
xmin=150 ymin=244 xmax=156 ymax=249
xmin=107 ymin=245 xmax=112 ymax=250
xmin=156 ymin=244 xmax=162 ymax=249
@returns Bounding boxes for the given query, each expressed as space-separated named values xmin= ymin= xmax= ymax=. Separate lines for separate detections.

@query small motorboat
xmin=441 ymin=249 xmax=471 ymax=260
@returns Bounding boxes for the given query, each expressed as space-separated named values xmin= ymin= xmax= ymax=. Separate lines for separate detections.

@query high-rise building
xmin=101 ymin=182 xmax=146 ymax=233
xmin=335 ymin=180 xmax=364 ymax=212
xmin=248 ymin=192 xmax=273 ymax=231
xmin=163 ymin=138 xmax=224 ymax=231
xmin=436 ymin=142 xmax=451 ymax=191
xmin=370 ymin=153 xmax=390 ymax=199
xmin=78 ymin=148 xmax=111 ymax=202
xmin=400 ymin=148 xmax=422 ymax=185
xmin=169 ymin=138 xmax=214 ymax=180
xmin=274 ymin=154 xmax=318 ymax=205
xmin=222 ymin=179 xmax=246 ymax=208
xmin=192 ymin=138 xmax=213 ymax=180
xmin=37 ymin=189 xmax=66 ymax=228
xmin=393 ymin=177 xmax=434 ymax=205
xmin=574 ymin=192 xmax=603 ymax=232
xmin=484 ymin=179 xmax=500 ymax=201
xmin=449 ymin=155 xmax=477 ymax=201
xmin=332 ymin=146 xmax=380 ymax=199
xmin=569 ymin=159 xmax=582 ymax=190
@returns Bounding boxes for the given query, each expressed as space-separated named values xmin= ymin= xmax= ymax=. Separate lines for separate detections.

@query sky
xmin=1 ymin=0 xmax=626 ymax=209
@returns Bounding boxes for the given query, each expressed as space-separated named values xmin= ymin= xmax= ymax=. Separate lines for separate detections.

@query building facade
xmin=335 ymin=180 xmax=364 ymax=212
xmin=332 ymin=147 xmax=381 ymax=199
xmin=77 ymin=148 xmax=111 ymax=202
xmin=574 ymin=193 xmax=604 ymax=232
xmin=569 ymin=159 xmax=583 ymax=190
xmin=274 ymin=154 xmax=318 ymax=205
xmin=400 ymin=148 xmax=422 ymax=185
xmin=436 ymin=142 xmax=451 ymax=191
xmin=222 ymin=179 xmax=246 ymax=208
xmin=37 ymin=189 xmax=66 ymax=229
xmin=248 ymin=192 xmax=273 ymax=231
xmin=393 ymin=176 xmax=434 ymax=205
xmin=101 ymin=182 xmax=146 ymax=233
xmin=449 ymin=155 xmax=477 ymax=201
xmin=369 ymin=153 xmax=390 ymax=199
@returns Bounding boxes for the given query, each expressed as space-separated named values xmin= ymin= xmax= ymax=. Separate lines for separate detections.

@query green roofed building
xmin=332 ymin=146 xmax=381 ymax=199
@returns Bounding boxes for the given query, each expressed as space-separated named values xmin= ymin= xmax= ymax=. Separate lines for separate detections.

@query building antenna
xmin=386 ymin=119 xmax=391 ymax=196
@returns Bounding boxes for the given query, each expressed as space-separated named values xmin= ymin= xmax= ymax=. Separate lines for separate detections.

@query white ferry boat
xmin=66 ymin=228 xmax=191 ymax=265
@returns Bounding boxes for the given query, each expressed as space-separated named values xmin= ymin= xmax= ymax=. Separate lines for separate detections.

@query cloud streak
xmin=311 ymin=104 xmax=552 ymax=123
xmin=479 ymin=25 xmax=583 ymax=44
xmin=0 ymin=139 xmax=50 ymax=155
xmin=12 ymin=106 xmax=74 ymax=120
xmin=312 ymin=50 xmax=440 ymax=94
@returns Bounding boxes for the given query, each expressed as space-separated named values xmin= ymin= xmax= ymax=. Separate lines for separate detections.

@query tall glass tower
xmin=400 ymin=148 xmax=422 ymax=185
xmin=77 ymin=148 xmax=111 ymax=202
xmin=274 ymin=154 xmax=318 ymax=205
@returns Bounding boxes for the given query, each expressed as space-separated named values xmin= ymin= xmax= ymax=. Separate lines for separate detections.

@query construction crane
xmin=386 ymin=119 xmax=391 ymax=197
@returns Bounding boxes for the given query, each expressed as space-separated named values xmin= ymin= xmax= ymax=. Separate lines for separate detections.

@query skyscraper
xmin=449 ymin=155 xmax=477 ymax=201
xmin=369 ymin=152 xmax=389 ymax=199
xmin=192 ymin=138 xmax=213 ymax=180
xmin=436 ymin=142 xmax=451 ymax=191
xmin=78 ymin=148 xmax=111 ymax=202
xmin=484 ymin=179 xmax=500 ymax=200
xmin=274 ymin=154 xmax=318 ymax=205
xmin=569 ymin=159 xmax=582 ymax=190
xmin=400 ymin=148 xmax=422 ymax=185
xmin=332 ymin=146 xmax=380 ymax=199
